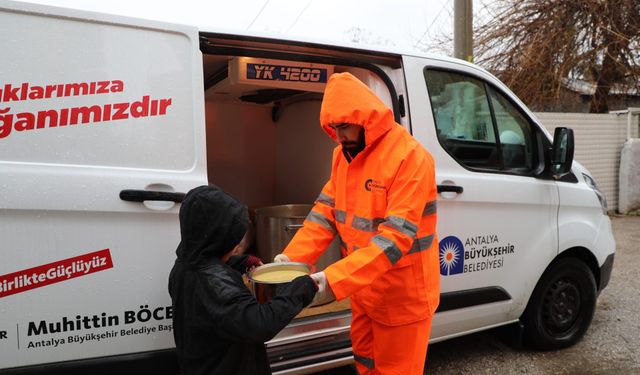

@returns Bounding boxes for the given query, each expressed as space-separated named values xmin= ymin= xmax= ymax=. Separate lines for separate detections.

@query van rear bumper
xmin=271 ymin=342 xmax=353 ymax=374
xmin=268 ymin=311 xmax=353 ymax=373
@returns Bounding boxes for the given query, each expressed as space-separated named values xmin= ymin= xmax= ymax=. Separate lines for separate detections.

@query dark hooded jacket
xmin=168 ymin=185 xmax=317 ymax=375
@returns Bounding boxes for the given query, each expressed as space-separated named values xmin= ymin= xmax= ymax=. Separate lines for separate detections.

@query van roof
xmin=198 ymin=25 xmax=475 ymax=69
xmin=6 ymin=0 xmax=480 ymax=73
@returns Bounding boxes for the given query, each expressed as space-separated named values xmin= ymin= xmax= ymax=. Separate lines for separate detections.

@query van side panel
xmin=402 ymin=55 xmax=559 ymax=340
xmin=0 ymin=2 xmax=205 ymax=369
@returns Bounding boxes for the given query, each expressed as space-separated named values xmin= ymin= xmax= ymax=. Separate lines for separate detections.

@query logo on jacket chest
xmin=364 ymin=178 xmax=386 ymax=192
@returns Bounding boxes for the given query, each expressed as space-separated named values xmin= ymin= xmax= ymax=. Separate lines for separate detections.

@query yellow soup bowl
xmin=248 ymin=262 xmax=311 ymax=303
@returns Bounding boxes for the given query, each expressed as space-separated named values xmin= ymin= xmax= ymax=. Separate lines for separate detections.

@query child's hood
xmin=176 ymin=185 xmax=249 ymax=268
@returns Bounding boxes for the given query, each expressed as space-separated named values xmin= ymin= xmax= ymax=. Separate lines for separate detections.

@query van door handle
xmin=119 ymin=189 xmax=186 ymax=203
xmin=437 ymin=184 xmax=464 ymax=194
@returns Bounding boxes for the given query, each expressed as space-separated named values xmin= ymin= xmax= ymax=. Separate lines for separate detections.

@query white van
xmin=0 ymin=1 xmax=615 ymax=374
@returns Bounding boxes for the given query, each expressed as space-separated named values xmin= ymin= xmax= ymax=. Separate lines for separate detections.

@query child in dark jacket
xmin=168 ymin=185 xmax=317 ymax=375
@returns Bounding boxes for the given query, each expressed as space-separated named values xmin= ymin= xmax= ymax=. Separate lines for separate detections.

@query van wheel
xmin=521 ymin=257 xmax=596 ymax=350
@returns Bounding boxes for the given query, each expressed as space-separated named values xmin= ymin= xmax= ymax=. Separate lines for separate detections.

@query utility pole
xmin=454 ymin=0 xmax=473 ymax=62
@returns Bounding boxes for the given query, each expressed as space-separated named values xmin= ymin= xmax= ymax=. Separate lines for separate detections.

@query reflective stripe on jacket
xmin=283 ymin=72 xmax=440 ymax=325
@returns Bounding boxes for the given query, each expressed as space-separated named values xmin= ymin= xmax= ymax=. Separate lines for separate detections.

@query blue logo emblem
xmin=439 ymin=236 xmax=464 ymax=275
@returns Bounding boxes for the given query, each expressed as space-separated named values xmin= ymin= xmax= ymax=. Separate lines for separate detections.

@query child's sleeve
xmin=198 ymin=274 xmax=317 ymax=343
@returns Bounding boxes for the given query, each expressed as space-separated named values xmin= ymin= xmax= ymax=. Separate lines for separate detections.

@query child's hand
xmin=244 ymin=255 xmax=263 ymax=274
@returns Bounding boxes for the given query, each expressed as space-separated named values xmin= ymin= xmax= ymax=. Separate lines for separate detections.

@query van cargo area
xmin=202 ymin=55 xmax=396 ymax=212
xmin=200 ymin=46 xmax=403 ymax=371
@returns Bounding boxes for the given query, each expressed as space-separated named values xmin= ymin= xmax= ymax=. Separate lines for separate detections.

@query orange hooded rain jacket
xmin=283 ymin=72 xmax=440 ymax=326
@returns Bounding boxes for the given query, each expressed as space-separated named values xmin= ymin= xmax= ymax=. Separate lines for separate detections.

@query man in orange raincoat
xmin=275 ymin=72 xmax=440 ymax=374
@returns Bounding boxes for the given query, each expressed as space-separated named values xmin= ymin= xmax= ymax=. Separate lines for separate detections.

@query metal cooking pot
xmin=248 ymin=262 xmax=311 ymax=304
xmin=254 ymin=204 xmax=340 ymax=306
xmin=254 ymin=204 xmax=341 ymax=272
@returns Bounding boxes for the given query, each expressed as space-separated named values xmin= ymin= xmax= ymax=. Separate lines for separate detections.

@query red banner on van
xmin=0 ymin=248 xmax=113 ymax=298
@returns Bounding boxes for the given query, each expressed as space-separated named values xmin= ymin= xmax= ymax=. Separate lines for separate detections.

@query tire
xmin=521 ymin=257 xmax=597 ymax=350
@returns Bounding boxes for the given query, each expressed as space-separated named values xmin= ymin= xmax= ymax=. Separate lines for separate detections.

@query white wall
xmin=535 ymin=112 xmax=639 ymax=213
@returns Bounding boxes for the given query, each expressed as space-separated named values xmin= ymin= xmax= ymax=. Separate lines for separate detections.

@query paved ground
xmin=321 ymin=215 xmax=640 ymax=375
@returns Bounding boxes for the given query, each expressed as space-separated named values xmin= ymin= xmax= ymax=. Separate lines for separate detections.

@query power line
xmin=413 ymin=1 xmax=450 ymax=49
xmin=287 ymin=0 xmax=313 ymax=33
xmin=246 ymin=0 xmax=271 ymax=31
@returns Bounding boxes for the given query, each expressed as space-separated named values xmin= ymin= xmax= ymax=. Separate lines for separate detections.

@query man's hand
xmin=309 ymin=271 xmax=335 ymax=305
xmin=273 ymin=254 xmax=290 ymax=263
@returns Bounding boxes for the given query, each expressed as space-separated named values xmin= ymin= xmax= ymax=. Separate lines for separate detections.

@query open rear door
xmin=0 ymin=1 xmax=205 ymax=371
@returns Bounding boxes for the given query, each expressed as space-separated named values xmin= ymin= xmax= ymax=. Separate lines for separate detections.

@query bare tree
xmin=474 ymin=0 xmax=640 ymax=113
xmin=345 ymin=26 xmax=396 ymax=48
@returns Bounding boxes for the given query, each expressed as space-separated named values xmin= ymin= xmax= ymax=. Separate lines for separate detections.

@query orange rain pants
xmin=351 ymin=300 xmax=432 ymax=374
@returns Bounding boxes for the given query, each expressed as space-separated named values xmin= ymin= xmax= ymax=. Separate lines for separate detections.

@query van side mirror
xmin=550 ymin=127 xmax=574 ymax=179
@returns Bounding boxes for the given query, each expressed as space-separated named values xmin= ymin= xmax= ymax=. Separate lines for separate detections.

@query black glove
xmin=278 ymin=275 xmax=317 ymax=307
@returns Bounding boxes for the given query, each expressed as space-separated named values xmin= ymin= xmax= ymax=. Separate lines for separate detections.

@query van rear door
xmin=0 ymin=1 xmax=204 ymax=370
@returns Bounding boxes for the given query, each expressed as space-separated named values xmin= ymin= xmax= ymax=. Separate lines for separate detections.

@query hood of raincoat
xmin=176 ymin=185 xmax=249 ymax=268
xmin=319 ymin=72 xmax=395 ymax=147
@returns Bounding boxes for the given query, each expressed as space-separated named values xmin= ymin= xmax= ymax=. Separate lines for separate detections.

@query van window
xmin=424 ymin=69 xmax=536 ymax=173
xmin=488 ymin=87 xmax=534 ymax=170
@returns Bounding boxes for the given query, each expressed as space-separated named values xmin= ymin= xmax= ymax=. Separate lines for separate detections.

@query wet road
xmin=320 ymin=215 xmax=640 ymax=374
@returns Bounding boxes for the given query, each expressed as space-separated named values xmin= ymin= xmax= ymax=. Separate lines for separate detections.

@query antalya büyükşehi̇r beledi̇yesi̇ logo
xmin=439 ymin=236 xmax=464 ymax=275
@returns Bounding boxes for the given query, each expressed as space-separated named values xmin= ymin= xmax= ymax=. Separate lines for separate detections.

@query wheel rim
xmin=541 ymin=278 xmax=581 ymax=335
